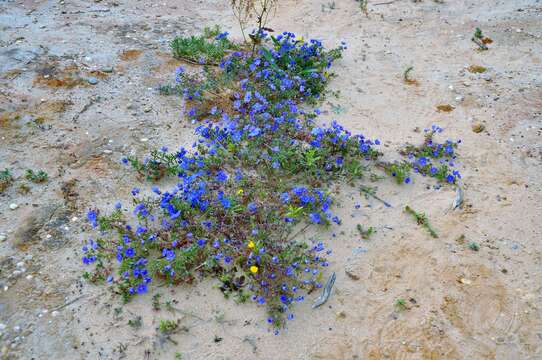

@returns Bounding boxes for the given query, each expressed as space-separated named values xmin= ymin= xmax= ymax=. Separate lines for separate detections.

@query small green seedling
xmin=128 ymin=316 xmax=142 ymax=329
xmin=357 ymin=224 xmax=376 ymax=240
xmin=0 ymin=168 xmax=13 ymax=192
xmin=468 ymin=242 xmax=480 ymax=251
xmin=159 ymin=319 xmax=178 ymax=335
xmin=152 ymin=293 xmax=162 ymax=310
xmin=25 ymin=169 xmax=48 ymax=183
xmin=405 ymin=206 xmax=438 ymax=238
xmin=395 ymin=298 xmax=407 ymax=311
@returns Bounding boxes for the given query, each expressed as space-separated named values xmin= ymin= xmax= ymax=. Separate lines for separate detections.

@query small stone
xmin=103 ymin=149 xmax=112 ymax=154
xmin=336 ymin=311 xmax=346 ymax=319
xmin=0 ymin=234 xmax=7 ymax=242
xmin=16 ymin=262 xmax=25 ymax=268
xmin=51 ymin=311 xmax=59 ymax=317
xmin=87 ymin=77 xmax=99 ymax=85
xmin=143 ymin=106 xmax=152 ymax=113
xmin=454 ymin=95 xmax=464 ymax=102
xmin=140 ymin=138 xmax=148 ymax=142
xmin=25 ymin=274 xmax=33 ymax=280
xmin=101 ymin=67 xmax=113 ymax=73
xmin=9 ymin=203 xmax=18 ymax=210
xmin=472 ymin=122 xmax=485 ymax=133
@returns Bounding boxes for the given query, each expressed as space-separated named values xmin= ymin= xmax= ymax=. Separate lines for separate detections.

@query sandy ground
xmin=1 ymin=0 xmax=541 ymax=359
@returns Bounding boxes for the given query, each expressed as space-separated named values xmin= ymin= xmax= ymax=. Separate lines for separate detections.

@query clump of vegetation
xmin=467 ymin=65 xmax=487 ymax=74
xmin=158 ymin=319 xmax=178 ymax=335
xmin=436 ymin=104 xmax=454 ymax=112
xmin=471 ymin=27 xmax=492 ymax=50
xmin=384 ymin=162 xmax=412 ymax=185
xmin=356 ymin=224 xmax=376 ymax=240
xmin=405 ymin=205 xmax=438 ymax=238
xmin=128 ymin=316 xmax=143 ymax=329
xmin=82 ymin=25 xmax=462 ymax=333
xmin=152 ymin=293 xmax=162 ymax=310
xmin=0 ymin=168 xmax=13 ymax=192
xmin=468 ymin=242 xmax=480 ymax=251
xmin=358 ymin=0 xmax=368 ymax=15
xmin=403 ymin=66 xmax=417 ymax=85
xmin=25 ymin=169 xmax=48 ymax=183
xmin=171 ymin=26 xmax=239 ymax=64
xmin=395 ymin=298 xmax=407 ymax=311
xmin=400 ymin=124 xmax=461 ymax=185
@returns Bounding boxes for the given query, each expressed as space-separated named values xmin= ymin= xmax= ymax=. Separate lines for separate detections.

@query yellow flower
xmin=237 ymin=188 xmax=244 ymax=195
xmin=250 ymin=265 xmax=258 ymax=273
xmin=295 ymin=35 xmax=304 ymax=43
xmin=247 ymin=240 xmax=255 ymax=249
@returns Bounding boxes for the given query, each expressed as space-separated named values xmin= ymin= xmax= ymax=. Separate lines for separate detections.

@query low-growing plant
xmin=128 ymin=316 xmax=143 ymax=329
xmin=25 ymin=169 xmax=48 ymax=183
xmin=152 ymin=293 xmax=162 ymax=310
xmin=171 ymin=27 xmax=239 ymax=65
xmin=399 ymin=125 xmax=461 ymax=185
xmin=405 ymin=205 xmax=438 ymax=238
xmin=395 ymin=298 xmax=407 ymax=311
xmin=0 ymin=168 xmax=13 ymax=192
xmin=468 ymin=242 xmax=480 ymax=251
xmin=159 ymin=319 xmax=178 ymax=335
xmin=81 ymin=27 xmax=462 ymax=334
xmin=356 ymin=224 xmax=376 ymax=240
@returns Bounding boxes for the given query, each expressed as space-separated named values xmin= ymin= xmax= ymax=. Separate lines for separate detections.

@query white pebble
xmin=71 ymin=217 xmax=78 ymax=222
xmin=141 ymin=138 xmax=148 ymax=142
xmin=9 ymin=203 xmax=18 ymax=210
xmin=51 ymin=311 xmax=59 ymax=317
xmin=0 ymin=234 xmax=7 ymax=242
xmin=26 ymin=275 xmax=33 ymax=280
xmin=16 ymin=262 xmax=25 ymax=268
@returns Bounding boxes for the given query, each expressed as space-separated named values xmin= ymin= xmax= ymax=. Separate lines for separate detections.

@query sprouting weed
xmin=356 ymin=224 xmax=376 ymax=240
xmin=403 ymin=66 xmax=416 ymax=85
xmin=17 ymin=183 xmax=31 ymax=194
xmin=152 ymin=293 xmax=162 ymax=310
xmin=359 ymin=0 xmax=368 ymax=15
xmin=474 ymin=27 xmax=483 ymax=39
xmin=395 ymin=298 xmax=407 ymax=311
xmin=113 ymin=307 xmax=123 ymax=317
xmin=405 ymin=206 xmax=438 ymax=238
xmin=25 ymin=169 xmax=48 ymax=183
xmin=158 ymin=319 xmax=178 ymax=335
xmin=128 ymin=316 xmax=143 ymax=329
xmin=0 ymin=168 xmax=13 ymax=192
xmin=468 ymin=242 xmax=480 ymax=251
xmin=321 ymin=1 xmax=336 ymax=11
xmin=175 ymin=353 xmax=183 ymax=360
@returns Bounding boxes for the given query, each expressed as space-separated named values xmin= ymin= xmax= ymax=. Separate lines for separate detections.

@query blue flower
xmin=216 ymin=170 xmax=228 ymax=182
xmin=280 ymin=192 xmax=290 ymax=203
xmin=309 ymin=212 xmax=321 ymax=224
xmin=87 ymin=210 xmax=97 ymax=228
